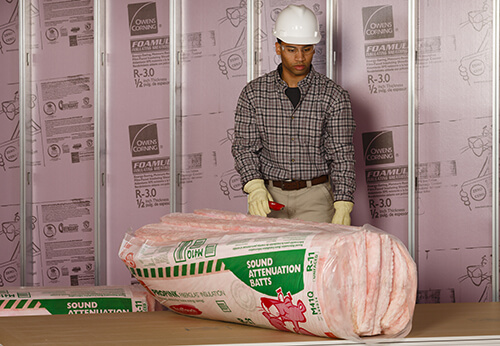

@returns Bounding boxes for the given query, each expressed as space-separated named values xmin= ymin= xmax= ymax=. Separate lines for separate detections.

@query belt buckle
xmin=286 ymin=181 xmax=300 ymax=190
xmin=282 ymin=179 xmax=293 ymax=190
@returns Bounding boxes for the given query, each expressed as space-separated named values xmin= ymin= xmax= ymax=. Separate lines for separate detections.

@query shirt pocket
xmin=298 ymin=117 xmax=323 ymax=147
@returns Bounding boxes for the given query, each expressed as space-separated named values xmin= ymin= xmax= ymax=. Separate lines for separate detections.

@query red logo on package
xmin=169 ymin=304 xmax=202 ymax=316
xmin=125 ymin=253 xmax=136 ymax=268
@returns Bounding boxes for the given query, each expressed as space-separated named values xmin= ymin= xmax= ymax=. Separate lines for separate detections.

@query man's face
xmin=275 ymin=42 xmax=315 ymax=82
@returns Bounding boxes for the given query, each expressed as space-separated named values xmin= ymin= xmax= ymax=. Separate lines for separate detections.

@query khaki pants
xmin=267 ymin=182 xmax=335 ymax=223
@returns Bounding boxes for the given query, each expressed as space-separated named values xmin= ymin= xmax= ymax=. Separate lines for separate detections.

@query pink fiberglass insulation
xmin=119 ymin=209 xmax=417 ymax=342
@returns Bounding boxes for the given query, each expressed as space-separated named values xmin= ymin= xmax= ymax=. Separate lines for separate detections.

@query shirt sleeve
xmin=325 ymin=89 xmax=356 ymax=203
xmin=231 ymin=85 xmax=263 ymax=187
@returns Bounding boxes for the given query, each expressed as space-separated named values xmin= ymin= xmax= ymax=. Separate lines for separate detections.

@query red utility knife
xmin=269 ymin=201 xmax=285 ymax=211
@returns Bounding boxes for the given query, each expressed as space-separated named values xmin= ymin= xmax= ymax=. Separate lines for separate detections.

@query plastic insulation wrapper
xmin=119 ymin=209 xmax=417 ymax=342
xmin=0 ymin=285 xmax=155 ymax=316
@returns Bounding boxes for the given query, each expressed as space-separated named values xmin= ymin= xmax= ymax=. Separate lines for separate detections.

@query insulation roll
xmin=119 ymin=209 xmax=417 ymax=341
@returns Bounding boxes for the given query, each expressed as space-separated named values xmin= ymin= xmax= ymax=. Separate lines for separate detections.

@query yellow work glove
xmin=243 ymin=179 xmax=273 ymax=217
xmin=331 ymin=201 xmax=354 ymax=226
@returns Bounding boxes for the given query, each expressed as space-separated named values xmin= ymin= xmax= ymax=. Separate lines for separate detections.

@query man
xmin=231 ymin=4 xmax=356 ymax=225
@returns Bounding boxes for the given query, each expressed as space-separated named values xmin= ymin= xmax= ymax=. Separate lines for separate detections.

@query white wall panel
xmin=338 ymin=0 xmax=409 ymax=244
xmin=179 ymin=0 xmax=248 ymax=213
xmin=4 ymin=0 xmax=498 ymax=301
xmin=0 ymin=0 xmax=21 ymax=287
xmin=105 ymin=0 xmax=171 ymax=285
xmin=28 ymin=0 xmax=96 ymax=287
xmin=416 ymin=0 xmax=494 ymax=303
xmin=338 ymin=0 xmax=497 ymax=303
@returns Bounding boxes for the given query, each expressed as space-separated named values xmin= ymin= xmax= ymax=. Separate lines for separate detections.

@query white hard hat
xmin=273 ymin=4 xmax=321 ymax=45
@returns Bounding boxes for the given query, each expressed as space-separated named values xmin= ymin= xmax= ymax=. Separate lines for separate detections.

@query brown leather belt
xmin=265 ymin=175 xmax=328 ymax=191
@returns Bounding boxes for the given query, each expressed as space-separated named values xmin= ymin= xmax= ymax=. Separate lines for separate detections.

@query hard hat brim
xmin=273 ymin=33 xmax=321 ymax=45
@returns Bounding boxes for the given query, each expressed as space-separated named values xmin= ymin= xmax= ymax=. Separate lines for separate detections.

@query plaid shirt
xmin=232 ymin=65 xmax=356 ymax=202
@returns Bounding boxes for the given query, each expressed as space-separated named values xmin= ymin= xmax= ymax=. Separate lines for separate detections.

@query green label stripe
xmin=28 ymin=300 xmax=40 ymax=309
xmin=222 ymin=249 xmax=306 ymax=296
xmin=1 ymin=298 xmax=134 ymax=315
xmin=1 ymin=297 xmax=135 ymax=315
xmin=16 ymin=300 xmax=28 ymax=309
xmin=4 ymin=300 xmax=15 ymax=308
xmin=0 ymin=299 xmax=40 ymax=310
xmin=0 ymin=299 xmax=38 ymax=310
xmin=129 ymin=259 xmax=227 ymax=279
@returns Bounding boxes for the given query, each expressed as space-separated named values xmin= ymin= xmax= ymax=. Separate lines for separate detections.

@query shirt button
xmin=291 ymin=159 xmax=295 ymax=162
xmin=291 ymin=138 xmax=295 ymax=141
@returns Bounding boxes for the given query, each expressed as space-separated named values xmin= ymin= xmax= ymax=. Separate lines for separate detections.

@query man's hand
xmin=244 ymin=179 xmax=273 ymax=217
xmin=331 ymin=201 xmax=354 ymax=226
